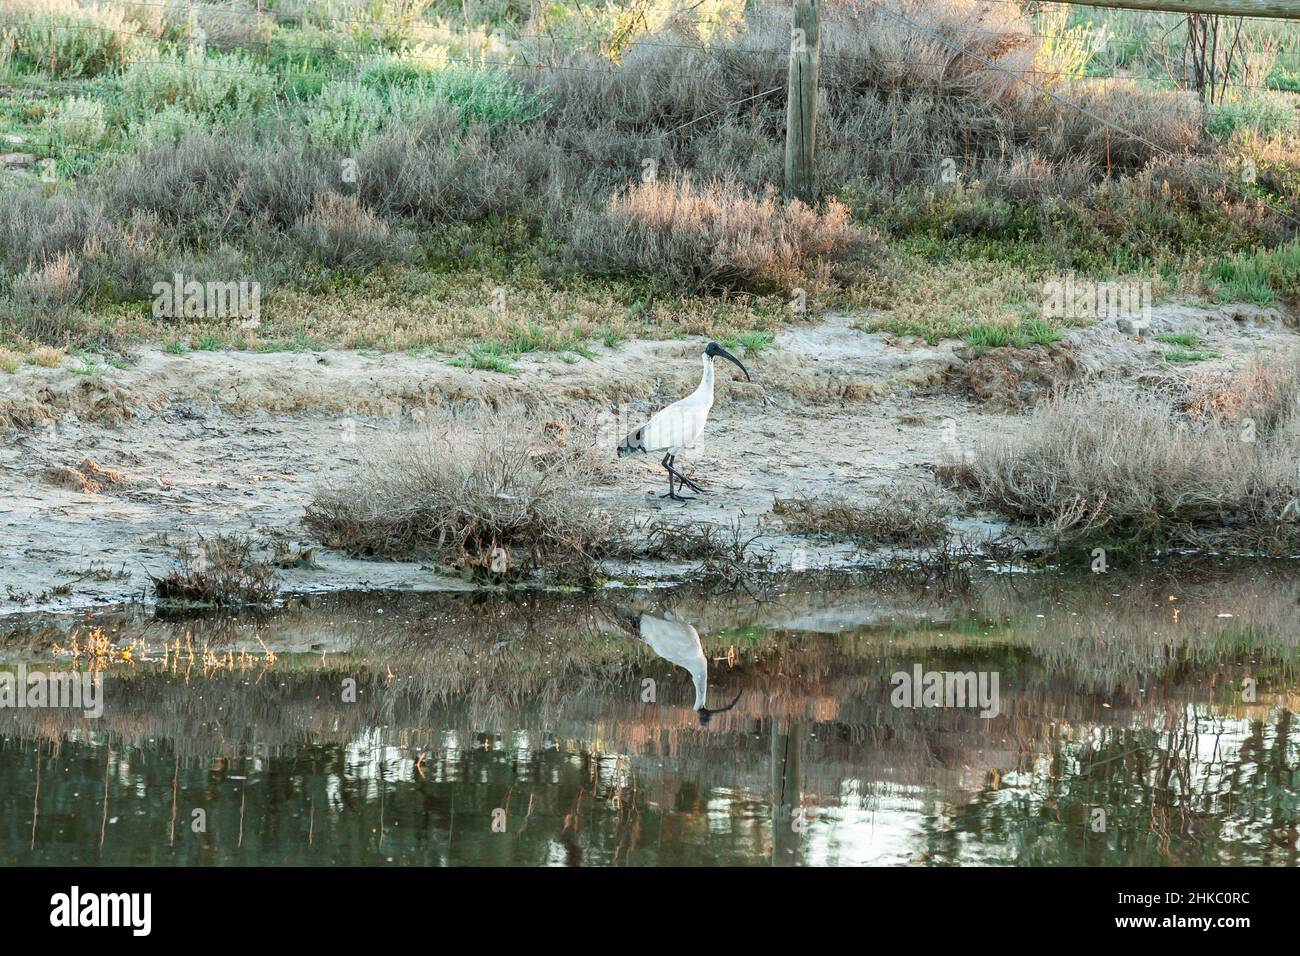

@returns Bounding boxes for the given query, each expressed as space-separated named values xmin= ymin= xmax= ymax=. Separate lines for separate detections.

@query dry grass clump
xmin=1182 ymin=361 xmax=1300 ymax=432
xmin=0 ymin=188 xmax=174 ymax=344
xmin=4 ymin=252 xmax=85 ymax=344
xmin=1028 ymin=79 xmax=1202 ymax=173
xmin=104 ymin=131 xmax=328 ymax=235
xmin=773 ymin=480 xmax=952 ymax=546
xmin=292 ymin=192 xmax=412 ymax=269
xmin=28 ymin=345 xmax=64 ymax=367
xmin=0 ymin=189 xmax=112 ymax=277
xmin=615 ymin=518 xmax=774 ymax=594
xmin=942 ymin=360 xmax=1300 ymax=551
xmin=570 ymin=178 xmax=862 ymax=294
xmin=860 ymin=532 xmax=1023 ymax=589
xmin=159 ymin=0 xmax=273 ymax=51
xmin=355 ymin=113 xmax=540 ymax=223
xmin=149 ymin=535 xmax=279 ymax=606
xmin=43 ymin=457 xmax=129 ymax=494
xmin=303 ymin=406 xmax=617 ymax=582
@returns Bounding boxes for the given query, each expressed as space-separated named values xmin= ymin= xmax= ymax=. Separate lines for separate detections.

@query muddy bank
xmin=1 ymin=304 xmax=1296 ymax=615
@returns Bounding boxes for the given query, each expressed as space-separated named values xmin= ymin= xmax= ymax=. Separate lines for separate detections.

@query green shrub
xmin=0 ymin=0 xmax=141 ymax=77
xmin=305 ymin=80 xmax=392 ymax=146
xmin=360 ymin=57 xmax=544 ymax=125
xmin=121 ymin=50 xmax=274 ymax=121
xmin=306 ymin=66 xmax=543 ymax=146
xmin=1207 ymin=94 xmax=1297 ymax=140
xmin=1210 ymin=239 xmax=1300 ymax=304
xmin=358 ymin=49 xmax=452 ymax=90
xmin=416 ymin=67 xmax=544 ymax=126
xmin=1269 ymin=67 xmax=1300 ymax=93
xmin=130 ymin=103 xmax=211 ymax=145
xmin=267 ymin=22 xmax=349 ymax=75
xmin=52 ymin=94 xmax=108 ymax=146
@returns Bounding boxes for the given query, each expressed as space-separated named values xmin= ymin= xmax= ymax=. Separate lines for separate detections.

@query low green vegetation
xmin=719 ymin=330 xmax=776 ymax=356
xmin=1154 ymin=331 xmax=1219 ymax=363
xmin=1210 ymin=240 xmax=1300 ymax=305
xmin=965 ymin=319 xmax=1068 ymax=350
xmin=449 ymin=342 xmax=520 ymax=374
xmin=0 ymin=0 xmax=1295 ymax=360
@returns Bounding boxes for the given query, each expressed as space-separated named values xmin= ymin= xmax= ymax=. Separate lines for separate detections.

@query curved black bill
xmin=714 ymin=345 xmax=751 ymax=382
xmin=699 ymin=689 xmax=743 ymax=718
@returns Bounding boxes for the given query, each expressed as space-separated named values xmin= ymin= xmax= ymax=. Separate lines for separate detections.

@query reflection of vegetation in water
xmin=2 ymin=695 xmax=1293 ymax=867
xmin=706 ymin=624 xmax=768 ymax=646
xmin=922 ymin=709 xmax=1299 ymax=867
xmin=0 ymin=562 xmax=1297 ymax=866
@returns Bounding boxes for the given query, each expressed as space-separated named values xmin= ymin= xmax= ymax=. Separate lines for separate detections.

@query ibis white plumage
xmin=616 ymin=341 xmax=751 ymax=500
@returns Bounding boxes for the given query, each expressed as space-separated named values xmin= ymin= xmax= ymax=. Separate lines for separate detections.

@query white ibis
xmin=621 ymin=610 xmax=742 ymax=726
xmin=616 ymin=341 xmax=751 ymax=500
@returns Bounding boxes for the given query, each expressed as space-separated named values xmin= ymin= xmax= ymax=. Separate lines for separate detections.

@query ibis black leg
xmin=672 ymin=469 xmax=704 ymax=494
xmin=659 ymin=454 xmax=693 ymax=501
xmin=665 ymin=453 xmax=704 ymax=494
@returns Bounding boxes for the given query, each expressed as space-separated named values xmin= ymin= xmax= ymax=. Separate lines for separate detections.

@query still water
xmin=0 ymin=561 xmax=1297 ymax=866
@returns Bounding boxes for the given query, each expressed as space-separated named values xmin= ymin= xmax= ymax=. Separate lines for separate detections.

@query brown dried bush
xmin=160 ymin=0 xmax=273 ymax=51
xmin=774 ymin=480 xmax=953 ymax=546
xmin=570 ymin=177 xmax=861 ymax=293
xmin=303 ymin=406 xmax=617 ymax=582
xmin=291 ymin=192 xmax=411 ymax=269
xmin=4 ymin=252 xmax=85 ymax=344
xmin=149 ymin=534 xmax=279 ymax=606
xmin=941 ymin=359 xmax=1300 ymax=551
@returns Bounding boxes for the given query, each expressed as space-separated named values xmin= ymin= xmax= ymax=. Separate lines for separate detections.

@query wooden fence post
xmin=784 ymin=0 xmax=820 ymax=203
xmin=1067 ymin=1 xmax=1299 ymax=19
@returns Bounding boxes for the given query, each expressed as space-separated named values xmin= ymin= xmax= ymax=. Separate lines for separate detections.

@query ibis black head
xmin=697 ymin=689 xmax=743 ymax=727
xmin=704 ymin=341 xmax=751 ymax=382
xmin=616 ymin=423 xmax=646 ymax=458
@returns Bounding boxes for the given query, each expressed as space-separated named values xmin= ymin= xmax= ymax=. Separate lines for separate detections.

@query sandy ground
xmin=1 ymin=302 xmax=1295 ymax=615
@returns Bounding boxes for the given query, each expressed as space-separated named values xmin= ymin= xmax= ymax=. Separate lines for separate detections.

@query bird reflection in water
xmin=612 ymin=608 xmax=741 ymax=726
